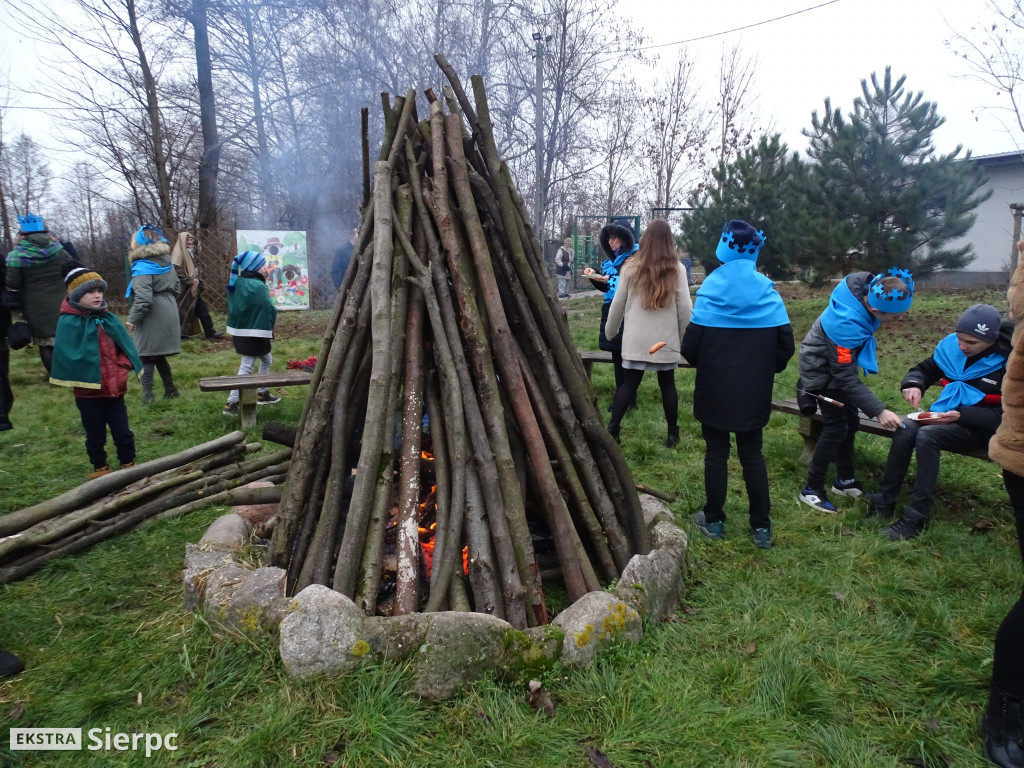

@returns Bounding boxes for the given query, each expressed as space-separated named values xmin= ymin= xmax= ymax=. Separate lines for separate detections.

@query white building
xmin=932 ymin=151 xmax=1024 ymax=288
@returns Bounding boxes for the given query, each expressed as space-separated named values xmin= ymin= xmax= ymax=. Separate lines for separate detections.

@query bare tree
xmin=715 ymin=42 xmax=761 ymax=166
xmin=1 ymin=134 xmax=54 ymax=222
xmin=642 ymin=50 xmax=713 ymax=212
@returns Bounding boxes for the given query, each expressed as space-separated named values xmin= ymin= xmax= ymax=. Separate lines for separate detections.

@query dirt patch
xmin=268 ymin=310 xmax=332 ymax=340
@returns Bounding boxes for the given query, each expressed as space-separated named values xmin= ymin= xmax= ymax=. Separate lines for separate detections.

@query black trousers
xmin=805 ymin=389 xmax=861 ymax=491
xmin=701 ymin=424 xmax=771 ymax=530
xmin=75 ymin=396 xmax=135 ymax=469
xmin=993 ymin=470 xmax=1024 ymax=698
xmin=608 ymin=367 xmax=677 ymax=434
xmin=194 ymin=291 xmax=215 ymax=336
xmin=874 ymin=420 xmax=991 ymax=516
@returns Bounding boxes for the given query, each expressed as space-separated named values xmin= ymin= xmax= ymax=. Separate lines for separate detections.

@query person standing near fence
xmin=170 ymin=232 xmax=224 ymax=340
xmin=126 ymin=224 xmax=182 ymax=404
xmin=682 ymin=220 xmax=794 ymax=550
xmin=222 ymin=251 xmax=280 ymax=416
xmin=555 ymin=237 xmax=573 ymax=298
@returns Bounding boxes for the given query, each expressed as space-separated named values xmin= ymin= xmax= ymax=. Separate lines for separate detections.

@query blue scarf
xmin=929 ymin=333 xmax=1006 ymax=412
xmin=601 ymin=243 xmax=639 ymax=304
xmin=820 ymin=278 xmax=881 ymax=375
xmin=126 ymin=259 xmax=173 ymax=298
xmin=690 ymin=260 xmax=790 ymax=329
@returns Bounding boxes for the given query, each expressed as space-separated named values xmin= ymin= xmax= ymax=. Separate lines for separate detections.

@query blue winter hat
xmin=228 ymin=250 xmax=266 ymax=292
xmin=135 ymin=224 xmax=167 ymax=246
xmin=716 ymin=220 xmax=764 ymax=263
xmin=18 ymin=214 xmax=46 ymax=233
xmin=866 ymin=267 xmax=914 ymax=314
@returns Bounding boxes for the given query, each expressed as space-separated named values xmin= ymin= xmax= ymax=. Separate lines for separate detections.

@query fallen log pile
xmin=0 ymin=431 xmax=291 ymax=585
xmin=268 ymin=58 xmax=649 ymax=630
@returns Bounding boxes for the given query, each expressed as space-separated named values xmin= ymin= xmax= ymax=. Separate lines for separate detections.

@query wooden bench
xmin=770 ymin=397 xmax=991 ymax=463
xmin=199 ymin=371 xmax=313 ymax=427
xmin=579 ymin=350 xmax=693 ymax=379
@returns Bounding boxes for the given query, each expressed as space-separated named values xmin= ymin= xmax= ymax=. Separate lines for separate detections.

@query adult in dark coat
xmin=2 ymin=214 xmax=74 ymax=373
xmin=331 ymin=227 xmax=358 ymax=291
xmin=681 ymin=220 xmax=795 ymax=549
xmin=0 ymin=249 xmax=12 ymax=430
xmin=590 ymin=219 xmax=638 ymax=404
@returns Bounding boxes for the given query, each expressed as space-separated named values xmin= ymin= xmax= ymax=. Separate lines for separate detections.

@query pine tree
xmin=681 ymin=134 xmax=807 ymax=280
xmin=801 ymin=67 xmax=989 ymax=277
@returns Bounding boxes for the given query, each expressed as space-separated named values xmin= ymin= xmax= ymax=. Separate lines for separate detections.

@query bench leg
xmin=239 ymin=389 xmax=257 ymax=428
xmin=583 ymin=361 xmax=594 ymax=379
xmin=798 ymin=416 xmax=822 ymax=464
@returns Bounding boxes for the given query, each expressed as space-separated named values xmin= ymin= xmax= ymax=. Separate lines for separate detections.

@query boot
xmin=164 ymin=383 xmax=180 ymax=399
xmin=982 ymin=690 xmax=1024 ymax=768
xmin=141 ymin=364 xmax=155 ymax=405
xmin=666 ymin=426 xmax=680 ymax=448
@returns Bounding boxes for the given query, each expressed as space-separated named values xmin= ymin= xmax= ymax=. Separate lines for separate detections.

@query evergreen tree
xmin=801 ymin=67 xmax=989 ymax=278
xmin=681 ymin=134 xmax=807 ymax=280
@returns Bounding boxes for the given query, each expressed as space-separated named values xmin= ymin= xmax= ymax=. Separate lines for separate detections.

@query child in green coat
xmin=223 ymin=251 xmax=279 ymax=415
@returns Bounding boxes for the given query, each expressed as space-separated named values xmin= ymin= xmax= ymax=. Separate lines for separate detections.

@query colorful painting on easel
xmin=235 ymin=230 xmax=310 ymax=310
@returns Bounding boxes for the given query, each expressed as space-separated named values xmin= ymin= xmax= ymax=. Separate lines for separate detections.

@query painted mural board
xmin=235 ymin=230 xmax=310 ymax=310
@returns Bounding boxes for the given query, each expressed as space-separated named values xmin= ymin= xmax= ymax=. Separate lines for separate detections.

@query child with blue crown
xmin=865 ymin=303 xmax=1012 ymax=539
xmin=797 ymin=266 xmax=914 ymax=513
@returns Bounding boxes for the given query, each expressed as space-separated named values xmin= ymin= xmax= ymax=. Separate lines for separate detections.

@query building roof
xmin=971 ymin=150 xmax=1024 ymax=167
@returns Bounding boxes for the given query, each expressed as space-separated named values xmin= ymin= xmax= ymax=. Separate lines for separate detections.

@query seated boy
xmin=797 ymin=267 xmax=914 ymax=513
xmin=866 ymin=303 xmax=1012 ymax=540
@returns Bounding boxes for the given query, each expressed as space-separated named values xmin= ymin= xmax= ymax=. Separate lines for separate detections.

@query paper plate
xmin=906 ymin=412 xmax=941 ymax=422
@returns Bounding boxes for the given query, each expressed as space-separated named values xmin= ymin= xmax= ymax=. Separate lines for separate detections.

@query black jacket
xmin=681 ymin=322 xmax=795 ymax=432
xmin=901 ymin=318 xmax=1014 ymax=433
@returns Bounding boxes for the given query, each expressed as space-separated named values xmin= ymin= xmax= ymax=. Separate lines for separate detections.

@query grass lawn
xmin=0 ymin=286 xmax=1019 ymax=767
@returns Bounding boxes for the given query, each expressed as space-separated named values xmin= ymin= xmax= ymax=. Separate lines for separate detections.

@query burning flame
xmin=415 ymin=451 xmax=470 ymax=579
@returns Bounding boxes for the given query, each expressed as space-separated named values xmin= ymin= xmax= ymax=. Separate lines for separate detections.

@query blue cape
xmin=820 ymin=278 xmax=881 ymax=375
xmin=928 ymin=333 xmax=1006 ymax=412
xmin=690 ymin=260 xmax=789 ymax=329
xmin=601 ymin=243 xmax=639 ymax=304
xmin=126 ymin=259 xmax=173 ymax=298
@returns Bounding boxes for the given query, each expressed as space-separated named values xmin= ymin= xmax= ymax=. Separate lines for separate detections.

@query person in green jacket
xmin=3 ymin=214 xmax=73 ymax=373
xmin=223 ymin=250 xmax=280 ymax=415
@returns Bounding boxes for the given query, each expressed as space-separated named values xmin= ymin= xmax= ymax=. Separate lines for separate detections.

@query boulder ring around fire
xmin=183 ymin=492 xmax=688 ymax=700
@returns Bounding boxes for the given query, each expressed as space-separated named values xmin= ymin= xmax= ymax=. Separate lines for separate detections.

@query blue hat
xmin=716 ymin=220 xmax=764 ymax=263
xmin=228 ymin=250 xmax=266 ymax=291
xmin=134 ymin=224 xmax=167 ymax=246
xmin=867 ymin=267 xmax=914 ymax=314
xmin=18 ymin=214 xmax=46 ymax=233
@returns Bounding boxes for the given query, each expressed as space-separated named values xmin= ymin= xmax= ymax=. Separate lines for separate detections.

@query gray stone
xmin=551 ymin=591 xmax=642 ymax=666
xmin=614 ymin=549 xmax=682 ymax=624
xmin=651 ymin=519 xmax=689 ymax=562
xmin=364 ymin=614 xmax=430 ymax=662
xmin=204 ymin=566 xmax=286 ymax=635
xmin=498 ymin=625 xmax=564 ymax=680
xmin=183 ymin=543 xmax=240 ymax=611
xmin=198 ymin=513 xmax=253 ymax=550
xmin=260 ymin=596 xmax=294 ymax=634
xmin=412 ymin=612 xmax=513 ymax=699
xmin=639 ymin=494 xmax=676 ymax=528
xmin=279 ymin=585 xmax=368 ymax=678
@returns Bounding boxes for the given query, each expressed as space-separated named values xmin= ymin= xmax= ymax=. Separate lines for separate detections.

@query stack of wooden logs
xmin=268 ymin=58 xmax=649 ymax=630
xmin=0 ymin=431 xmax=291 ymax=585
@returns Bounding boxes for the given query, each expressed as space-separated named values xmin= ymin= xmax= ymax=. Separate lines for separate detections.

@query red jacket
xmin=63 ymin=301 xmax=133 ymax=399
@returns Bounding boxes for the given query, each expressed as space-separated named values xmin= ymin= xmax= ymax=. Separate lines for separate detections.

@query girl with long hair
xmin=604 ymin=219 xmax=692 ymax=446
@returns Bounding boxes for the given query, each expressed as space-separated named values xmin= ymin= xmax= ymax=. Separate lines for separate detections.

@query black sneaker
xmin=882 ymin=507 xmax=929 ymax=541
xmin=863 ymin=492 xmax=895 ymax=521
xmin=222 ymin=401 xmax=239 ymax=416
xmin=0 ymin=649 xmax=25 ymax=678
xmin=256 ymin=391 xmax=281 ymax=405
xmin=692 ymin=510 xmax=724 ymax=540
xmin=831 ymin=478 xmax=864 ymax=498
xmin=752 ymin=527 xmax=772 ymax=550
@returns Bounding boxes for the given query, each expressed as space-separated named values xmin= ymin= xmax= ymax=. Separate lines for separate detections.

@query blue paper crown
xmin=135 ymin=224 xmax=166 ymax=246
xmin=716 ymin=220 xmax=764 ymax=263
xmin=867 ymin=267 xmax=915 ymax=314
xmin=18 ymin=214 xmax=46 ymax=233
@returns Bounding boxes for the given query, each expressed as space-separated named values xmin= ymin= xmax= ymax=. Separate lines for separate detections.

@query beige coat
xmin=605 ymin=264 xmax=692 ymax=365
xmin=990 ymin=244 xmax=1024 ymax=475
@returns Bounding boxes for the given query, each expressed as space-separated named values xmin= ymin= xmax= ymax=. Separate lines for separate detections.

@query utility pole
xmin=533 ymin=31 xmax=544 ymax=242
xmin=1011 ymin=202 xmax=1024 ymax=275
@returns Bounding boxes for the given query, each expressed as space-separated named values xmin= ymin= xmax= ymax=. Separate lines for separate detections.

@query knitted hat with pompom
xmin=62 ymin=260 xmax=107 ymax=303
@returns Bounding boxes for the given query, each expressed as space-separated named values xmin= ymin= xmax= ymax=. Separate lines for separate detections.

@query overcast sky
xmin=629 ymin=0 xmax=1019 ymax=159
xmin=1 ymin=0 xmax=1018 ymax=167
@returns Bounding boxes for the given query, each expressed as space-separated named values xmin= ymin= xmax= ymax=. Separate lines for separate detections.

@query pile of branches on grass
xmin=268 ymin=56 xmax=650 ymax=630
xmin=0 ymin=431 xmax=291 ymax=585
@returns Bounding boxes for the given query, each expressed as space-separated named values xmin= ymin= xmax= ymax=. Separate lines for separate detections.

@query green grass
xmin=1 ymin=290 xmax=1019 ymax=767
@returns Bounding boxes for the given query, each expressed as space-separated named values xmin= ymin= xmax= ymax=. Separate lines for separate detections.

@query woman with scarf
xmin=2 ymin=214 xmax=73 ymax=373
xmin=864 ymin=304 xmax=1012 ymax=540
xmin=796 ymin=266 xmax=913 ymax=514
xmin=590 ymin=219 xmax=640 ymax=407
xmin=604 ymin=219 xmax=692 ymax=445
xmin=126 ymin=224 xmax=181 ymax=404
xmin=681 ymin=220 xmax=794 ymax=549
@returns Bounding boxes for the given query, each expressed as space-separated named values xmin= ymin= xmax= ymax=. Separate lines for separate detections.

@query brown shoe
xmin=120 ymin=462 xmax=135 ymax=470
xmin=88 ymin=466 xmax=110 ymax=479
